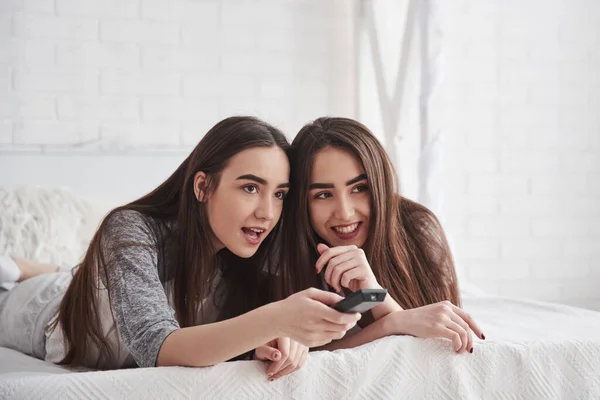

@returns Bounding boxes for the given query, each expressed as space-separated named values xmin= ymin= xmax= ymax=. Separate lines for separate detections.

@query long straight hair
xmin=283 ymin=117 xmax=460 ymax=309
xmin=54 ymin=116 xmax=299 ymax=368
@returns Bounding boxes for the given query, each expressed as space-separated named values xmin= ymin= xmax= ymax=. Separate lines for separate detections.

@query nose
xmin=255 ymin=196 xmax=275 ymax=221
xmin=334 ymin=195 xmax=354 ymax=221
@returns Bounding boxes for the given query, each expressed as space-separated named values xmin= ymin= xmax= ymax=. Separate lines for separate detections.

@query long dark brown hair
xmin=54 ymin=116 xmax=302 ymax=368
xmin=282 ymin=117 xmax=460 ymax=310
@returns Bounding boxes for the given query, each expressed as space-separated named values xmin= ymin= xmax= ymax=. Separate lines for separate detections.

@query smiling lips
xmin=331 ymin=222 xmax=362 ymax=240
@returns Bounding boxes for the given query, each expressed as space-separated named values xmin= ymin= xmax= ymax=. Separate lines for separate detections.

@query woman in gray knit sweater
xmin=0 ymin=116 xmax=360 ymax=381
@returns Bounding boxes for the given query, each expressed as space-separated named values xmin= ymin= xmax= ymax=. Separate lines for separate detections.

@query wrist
xmin=361 ymin=278 xmax=382 ymax=290
xmin=380 ymin=312 xmax=396 ymax=336
xmin=257 ymin=301 xmax=286 ymax=339
xmin=370 ymin=290 xmax=401 ymax=321
xmin=384 ymin=310 xmax=411 ymax=336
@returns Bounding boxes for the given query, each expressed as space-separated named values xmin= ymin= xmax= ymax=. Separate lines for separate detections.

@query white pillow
xmin=0 ymin=186 xmax=98 ymax=267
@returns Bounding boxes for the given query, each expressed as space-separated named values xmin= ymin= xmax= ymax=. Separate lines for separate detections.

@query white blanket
xmin=2 ymin=295 xmax=600 ymax=399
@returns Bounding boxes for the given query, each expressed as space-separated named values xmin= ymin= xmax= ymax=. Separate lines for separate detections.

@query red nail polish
xmin=469 ymin=348 xmax=473 ymax=354
xmin=481 ymin=334 xmax=486 ymax=340
xmin=315 ymin=267 xmax=319 ymax=274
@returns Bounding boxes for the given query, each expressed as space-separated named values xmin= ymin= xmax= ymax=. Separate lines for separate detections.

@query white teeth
xmin=248 ymin=228 xmax=264 ymax=233
xmin=333 ymin=223 xmax=359 ymax=234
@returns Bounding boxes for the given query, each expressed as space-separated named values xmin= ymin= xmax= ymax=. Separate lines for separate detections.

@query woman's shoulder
xmin=101 ymin=208 xmax=165 ymax=246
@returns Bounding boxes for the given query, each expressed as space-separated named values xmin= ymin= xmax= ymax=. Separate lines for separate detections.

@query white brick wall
xmin=1 ymin=0 xmax=598 ymax=310
xmin=0 ymin=0 xmax=353 ymax=152
xmin=0 ymin=119 xmax=11 ymax=143
xmin=440 ymin=0 xmax=600 ymax=309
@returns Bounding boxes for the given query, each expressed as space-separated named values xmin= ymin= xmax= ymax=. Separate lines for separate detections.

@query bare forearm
xmin=157 ymin=302 xmax=282 ymax=367
xmin=370 ymin=290 xmax=403 ymax=320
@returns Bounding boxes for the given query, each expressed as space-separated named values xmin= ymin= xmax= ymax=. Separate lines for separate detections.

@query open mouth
xmin=330 ymin=222 xmax=362 ymax=240
xmin=242 ymin=227 xmax=265 ymax=245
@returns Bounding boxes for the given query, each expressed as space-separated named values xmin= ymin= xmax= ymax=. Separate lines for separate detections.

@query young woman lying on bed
xmin=280 ymin=117 xmax=485 ymax=354
xmin=0 ymin=116 xmax=483 ymax=381
xmin=0 ymin=116 xmax=360 ymax=380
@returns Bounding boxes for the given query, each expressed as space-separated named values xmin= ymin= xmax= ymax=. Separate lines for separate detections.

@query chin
xmin=229 ymin=247 xmax=259 ymax=258
xmin=327 ymin=236 xmax=364 ymax=249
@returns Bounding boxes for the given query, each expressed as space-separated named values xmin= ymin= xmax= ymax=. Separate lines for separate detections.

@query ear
xmin=193 ymin=171 xmax=211 ymax=202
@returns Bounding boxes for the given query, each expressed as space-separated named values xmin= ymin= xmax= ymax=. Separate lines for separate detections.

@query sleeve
xmin=101 ymin=210 xmax=180 ymax=368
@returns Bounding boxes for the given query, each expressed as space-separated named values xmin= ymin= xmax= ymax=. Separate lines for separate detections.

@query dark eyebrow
xmin=345 ymin=173 xmax=367 ymax=186
xmin=309 ymin=182 xmax=333 ymax=190
xmin=309 ymin=173 xmax=367 ymax=190
xmin=236 ymin=174 xmax=290 ymax=189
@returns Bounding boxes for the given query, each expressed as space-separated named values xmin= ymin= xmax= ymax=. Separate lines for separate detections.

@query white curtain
xmin=356 ymin=0 xmax=443 ymax=220
xmin=417 ymin=0 xmax=444 ymax=220
xmin=355 ymin=0 xmax=479 ymax=294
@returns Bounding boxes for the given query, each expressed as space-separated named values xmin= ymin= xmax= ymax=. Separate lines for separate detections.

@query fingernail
xmin=315 ymin=267 xmax=319 ymax=274
xmin=269 ymin=377 xmax=275 ymax=382
xmin=273 ymin=352 xmax=280 ymax=360
xmin=469 ymin=348 xmax=473 ymax=354
xmin=481 ymin=333 xmax=486 ymax=340
xmin=267 ymin=373 xmax=273 ymax=378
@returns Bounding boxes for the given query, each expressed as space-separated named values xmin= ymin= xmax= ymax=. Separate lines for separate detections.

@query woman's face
xmin=308 ymin=146 xmax=371 ymax=248
xmin=205 ymin=146 xmax=290 ymax=258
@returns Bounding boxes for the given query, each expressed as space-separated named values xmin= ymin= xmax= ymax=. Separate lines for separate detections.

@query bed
xmin=2 ymin=294 xmax=600 ymax=399
xmin=2 ymin=187 xmax=600 ymax=399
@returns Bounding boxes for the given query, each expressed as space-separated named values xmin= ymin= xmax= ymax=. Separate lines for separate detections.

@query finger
xmin=305 ymin=287 xmax=345 ymax=305
xmin=315 ymin=245 xmax=358 ymax=273
xmin=268 ymin=341 xmax=294 ymax=377
xmin=451 ymin=305 xmax=485 ymax=340
xmin=318 ymin=320 xmax=358 ymax=333
xmin=267 ymin=337 xmax=291 ymax=375
xmin=286 ymin=340 xmax=299 ymax=368
xmin=277 ymin=337 xmax=291 ymax=358
xmin=297 ymin=347 xmax=308 ymax=369
xmin=338 ymin=265 xmax=367 ymax=290
xmin=254 ymin=345 xmax=281 ymax=362
xmin=323 ymin=251 xmax=357 ymax=286
xmin=448 ymin=312 xmax=473 ymax=353
xmin=271 ymin=345 xmax=306 ymax=381
xmin=303 ymin=321 xmax=356 ymax=349
xmin=327 ymin=250 xmax=358 ymax=270
xmin=313 ymin=301 xmax=362 ymax=324
xmin=267 ymin=356 xmax=292 ymax=377
xmin=327 ymin=260 xmax=358 ymax=292
xmin=304 ymin=288 xmax=344 ymax=306
xmin=440 ymin=327 xmax=462 ymax=353
xmin=307 ymin=330 xmax=347 ymax=347
xmin=283 ymin=341 xmax=301 ymax=375
xmin=316 ymin=245 xmax=357 ymax=270
xmin=316 ymin=243 xmax=329 ymax=254
xmin=270 ymin=363 xmax=297 ymax=381
xmin=445 ymin=321 xmax=468 ymax=353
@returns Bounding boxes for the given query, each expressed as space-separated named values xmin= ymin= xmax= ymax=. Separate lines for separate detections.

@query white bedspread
xmin=2 ymin=295 xmax=600 ymax=399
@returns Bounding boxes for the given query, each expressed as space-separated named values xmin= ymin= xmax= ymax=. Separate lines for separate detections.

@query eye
xmin=314 ymin=191 xmax=332 ymax=200
xmin=275 ymin=191 xmax=287 ymax=200
xmin=352 ymin=184 xmax=368 ymax=193
xmin=243 ymin=185 xmax=258 ymax=194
